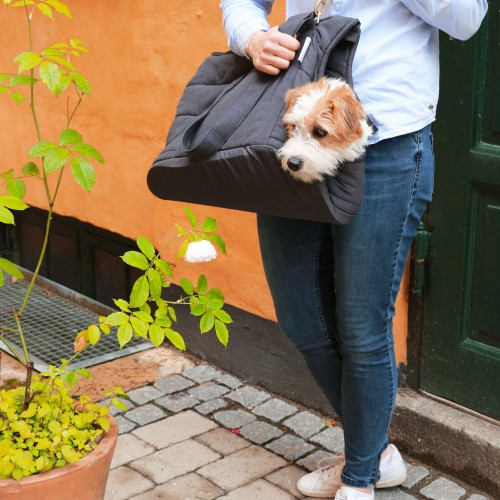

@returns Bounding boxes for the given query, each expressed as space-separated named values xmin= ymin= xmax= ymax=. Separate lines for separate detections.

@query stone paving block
xmin=114 ymin=415 xmax=136 ymax=435
xmin=265 ymin=433 xmax=316 ymax=461
xmin=216 ymin=374 xmax=243 ymax=389
xmin=467 ymin=495 xmax=490 ymax=500
xmin=218 ymin=479 xmax=295 ymax=499
xmin=252 ymin=398 xmax=298 ymax=422
xmin=197 ymin=444 xmax=287 ymax=491
xmin=130 ymin=439 xmax=220 ymax=484
xmin=309 ymin=425 xmax=344 ymax=452
xmin=266 ymin=464 xmax=308 ymax=497
xmin=188 ymin=381 xmax=231 ymax=401
xmin=131 ymin=472 xmax=224 ymax=499
xmin=284 ymin=410 xmax=326 ymax=439
xmin=127 ymin=386 xmax=164 ymax=405
xmin=402 ymin=462 xmax=430 ymax=489
xmin=376 ymin=489 xmax=417 ymax=499
xmin=153 ymin=374 xmax=195 ymax=394
xmin=213 ymin=409 xmax=257 ymax=429
xmin=124 ymin=404 xmax=165 ymax=426
xmin=420 ymin=477 xmax=467 ymax=500
xmin=104 ymin=466 xmax=154 ymax=500
xmin=195 ymin=397 xmax=229 ymax=415
xmin=111 ymin=433 xmax=155 ymax=468
xmin=195 ymin=427 xmax=251 ymax=456
xmin=297 ymin=449 xmax=332 ymax=471
xmin=155 ymin=392 xmax=199 ymax=412
xmin=183 ymin=364 xmax=221 ymax=383
xmin=226 ymin=385 xmax=271 ymax=408
xmin=133 ymin=410 xmax=218 ymax=448
xmin=239 ymin=420 xmax=284 ymax=445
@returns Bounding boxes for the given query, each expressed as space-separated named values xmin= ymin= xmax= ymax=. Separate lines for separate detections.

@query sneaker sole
xmin=296 ymin=485 xmax=339 ymax=499
xmin=375 ymin=469 xmax=407 ymax=489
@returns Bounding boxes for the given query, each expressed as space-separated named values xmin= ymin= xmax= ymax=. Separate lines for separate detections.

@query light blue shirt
xmin=220 ymin=0 xmax=488 ymax=143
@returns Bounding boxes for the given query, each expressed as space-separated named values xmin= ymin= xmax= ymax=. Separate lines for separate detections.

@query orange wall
xmin=0 ymin=1 xmax=408 ymax=363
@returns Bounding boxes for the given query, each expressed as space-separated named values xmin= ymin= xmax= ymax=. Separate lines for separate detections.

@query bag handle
xmin=181 ymin=13 xmax=315 ymax=159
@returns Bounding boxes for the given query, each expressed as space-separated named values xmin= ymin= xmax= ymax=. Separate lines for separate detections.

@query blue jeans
xmin=257 ymin=125 xmax=434 ymax=488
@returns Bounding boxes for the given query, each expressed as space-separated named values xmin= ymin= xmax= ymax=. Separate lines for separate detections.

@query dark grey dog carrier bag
xmin=147 ymin=13 xmax=365 ymax=224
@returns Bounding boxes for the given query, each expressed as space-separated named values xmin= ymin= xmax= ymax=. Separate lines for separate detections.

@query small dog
xmin=278 ymin=77 xmax=372 ymax=183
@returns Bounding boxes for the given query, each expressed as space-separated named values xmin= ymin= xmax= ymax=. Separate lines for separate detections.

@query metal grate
xmin=0 ymin=276 xmax=151 ymax=372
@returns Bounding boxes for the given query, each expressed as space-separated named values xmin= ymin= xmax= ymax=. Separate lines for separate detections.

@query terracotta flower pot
xmin=0 ymin=414 xmax=118 ymax=500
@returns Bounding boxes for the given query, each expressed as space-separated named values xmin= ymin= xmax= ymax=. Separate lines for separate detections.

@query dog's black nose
xmin=287 ymin=157 xmax=303 ymax=172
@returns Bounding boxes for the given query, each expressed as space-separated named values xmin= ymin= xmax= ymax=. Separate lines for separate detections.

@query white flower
xmin=183 ymin=240 xmax=217 ymax=263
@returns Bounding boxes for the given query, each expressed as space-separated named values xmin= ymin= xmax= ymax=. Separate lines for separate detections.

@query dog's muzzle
xmin=287 ymin=156 xmax=303 ymax=172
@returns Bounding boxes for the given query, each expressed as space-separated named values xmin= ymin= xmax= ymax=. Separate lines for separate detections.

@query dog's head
xmin=278 ymin=77 xmax=372 ymax=183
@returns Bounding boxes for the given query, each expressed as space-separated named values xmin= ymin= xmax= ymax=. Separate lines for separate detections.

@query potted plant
xmin=0 ymin=1 xmax=231 ymax=498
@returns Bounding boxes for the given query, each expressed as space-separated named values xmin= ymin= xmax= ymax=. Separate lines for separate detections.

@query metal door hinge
xmin=413 ymin=222 xmax=431 ymax=297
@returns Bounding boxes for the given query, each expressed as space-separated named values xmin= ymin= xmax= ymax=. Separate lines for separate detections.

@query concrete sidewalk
xmin=99 ymin=350 xmax=494 ymax=500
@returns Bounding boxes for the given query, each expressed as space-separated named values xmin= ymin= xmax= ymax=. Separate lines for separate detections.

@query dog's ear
xmin=284 ymin=87 xmax=302 ymax=110
xmin=327 ymin=86 xmax=366 ymax=144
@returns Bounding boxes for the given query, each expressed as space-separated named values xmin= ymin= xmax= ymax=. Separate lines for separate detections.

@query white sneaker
xmin=296 ymin=445 xmax=407 ymax=498
xmin=335 ymin=486 xmax=374 ymax=500
xmin=376 ymin=444 xmax=407 ymax=488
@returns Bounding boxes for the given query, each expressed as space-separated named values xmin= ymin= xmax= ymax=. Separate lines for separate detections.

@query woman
xmin=220 ymin=1 xmax=488 ymax=499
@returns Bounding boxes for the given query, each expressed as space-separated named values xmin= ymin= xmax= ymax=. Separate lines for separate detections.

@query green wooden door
xmin=420 ymin=4 xmax=500 ymax=419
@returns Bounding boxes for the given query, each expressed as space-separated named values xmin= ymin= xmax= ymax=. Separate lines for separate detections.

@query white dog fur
xmin=278 ymin=77 xmax=372 ymax=183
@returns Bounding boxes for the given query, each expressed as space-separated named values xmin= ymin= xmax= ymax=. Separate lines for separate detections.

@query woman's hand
xmin=246 ymin=26 xmax=300 ymax=75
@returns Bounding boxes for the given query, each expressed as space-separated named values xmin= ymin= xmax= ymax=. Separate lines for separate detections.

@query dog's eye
xmin=313 ymin=128 xmax=327 ymax=138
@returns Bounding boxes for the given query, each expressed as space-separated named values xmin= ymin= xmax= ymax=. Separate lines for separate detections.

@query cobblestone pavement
xmin=103 ymin=363 xmax=493 ymax=500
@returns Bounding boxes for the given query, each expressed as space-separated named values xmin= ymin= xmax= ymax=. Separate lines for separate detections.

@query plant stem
xmin=12 ymin=307 xmax=30 ymax=363
xmin=0 ymin=333 xmax=24 ymax=365
xmin=23 ymin=361 xmax=34 ymax=411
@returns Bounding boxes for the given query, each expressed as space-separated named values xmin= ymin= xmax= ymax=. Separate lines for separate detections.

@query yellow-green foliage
xmin=0 ymin=373 xmax=117 ymax=481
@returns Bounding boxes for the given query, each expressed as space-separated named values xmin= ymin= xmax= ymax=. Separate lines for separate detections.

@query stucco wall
xmin=0 ymin=1 xmax=408 ymax=363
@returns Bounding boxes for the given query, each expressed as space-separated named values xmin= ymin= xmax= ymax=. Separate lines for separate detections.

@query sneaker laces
xmin=315 ymin=452 xmax=345 ymax=479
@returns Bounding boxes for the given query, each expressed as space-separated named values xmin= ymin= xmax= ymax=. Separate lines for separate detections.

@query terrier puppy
xmin=278 ymin=77 xmax=372 ymax=183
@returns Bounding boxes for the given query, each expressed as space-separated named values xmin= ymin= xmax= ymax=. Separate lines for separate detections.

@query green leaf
xmin=184 ymin=206 xmax=197 ymax=229
xmin=130 ymin=316 xmax=149 ymax=338
xmin=14 ymin=51 xmax=42 ymax=72
xmin=180 ymin=277 xmax=194 ymax=296
xmin=0 ymin=269 xmax=3 ymax=287
xmin=70 ymin=143 xmax=105 ymax=163
xmin=197 ymin=274 xmax=208 ymax=295
xmin=207 ymin=298 xmax=224 ymax=310
xmin=0 ymin=206 xmax=14 ymax=224
xmin=87 ymin=324 xmax=101 ymax=345
xmin=200 ymin=311 xmax=215 ymax=333
xmin=137 ymin=236 xmax=155 ymax=260
xmin=0 ymin=85 xmax=9 ymax=94
xmin=43 ymin=147 xmax=69 ymax=173
xmin=133 ymin=310 xmax=154 ymax=323
xmin=189 ymin=301 xmax=205 ymax=317
xmin=59 ymin=129 xmax=82 ymax=146
xmin=210 ymin=234 xmax=227 ymax=255
xmin=0 ymin=258 xmax=24 ymax=279
xmin=29 ymin=141 xmax=58 ymax=157
xmin=129 ymin=275 xmax=149 ymax=308
xmin=11 ymin=92 xmax=25 ymax=104
xmin=202 ymin=216 xmax=217 ymax=232
xmin=153 ymin=258 xmax=173 ymax=278
xmin=113 ymin=298 xmax=130 ymax=312
xmin=45 ymin=0 xmax=72 ymax=18
xmin=213 ymin=309 xmax=233 ymax=324
xmin=46 ymin=55 xmax=75 ymax=71
xmin=121 ymin=251 xmax=149 ymax=270
xmin=6 ymin=178 xmax=26 ymax=199
xmin=70 ymin=72 xmax=91 ymax=94
xmin=175 ymin=224 xmax=187 ymax=237
xmin=0 ymin=195 xmax=29 ymax=211
xmin=168 ymin=306 xmax=177 ymax=322
xmin=39 ymin=62 xmax=61 ymax=94
xmin=104 ymin=311 xmax=128 ymax=326
xmin=147 ymin=268 xmax=162 ymax=301
xmin=71 ymin=156 xmax=95 ymax=191
xmin=22 ymin=162 xmax=40 ymax=176
xmin=55 ymin=73 xmax=71 ymax=95
xmin=165 ymin=329 xmax=186 ymax=351
xmin=215 ymin=319 xmax=229 ymax=347
xmin=117 ymin=322 xmax=133 ymax=348
xmin=207 ymin=288 xmax=224 ymax=302
xmin=149 ymin=324 xmax=165 ymax=347
xmin=9 ymin=75 xmax=37 ymax=86
xmin=0 ymin=169 xmax=13 ymax=179
xmin=177 ymin=239 xmax=188 ymax=259
xmin=37 ymin=2 xmax=53 ymax=18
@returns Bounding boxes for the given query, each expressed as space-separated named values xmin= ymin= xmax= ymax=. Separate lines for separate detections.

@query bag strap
xmin=181 ymin=14 xmax=316 ymax=159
